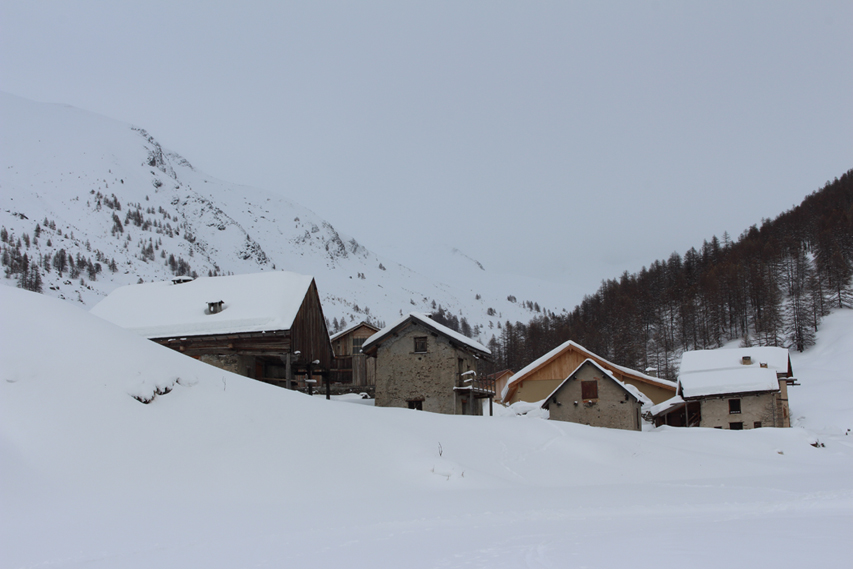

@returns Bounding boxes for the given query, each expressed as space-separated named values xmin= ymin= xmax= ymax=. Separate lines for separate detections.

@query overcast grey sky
xmin=2 ymin=1 xmax=851 ymax=298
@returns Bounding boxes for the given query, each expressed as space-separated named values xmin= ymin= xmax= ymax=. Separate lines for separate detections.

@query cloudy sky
xmin=1 ymin=1 xmax=851 ymax=300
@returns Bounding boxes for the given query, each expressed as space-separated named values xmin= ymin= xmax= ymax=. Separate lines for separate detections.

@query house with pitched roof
xmin=90 ymin=271 xmax=334 ymax=389
xmin=502 ymin=340 xmax=676 ymax=406
xmin=330 ymin=321 xmax=379 ymax=386
xmin=362 ymin=313 xmax=494 ymax=415
xmin=541 ymin=359 xmax=651 ymax=430
xmin=652 ymin=347 xmax=796 ymax=429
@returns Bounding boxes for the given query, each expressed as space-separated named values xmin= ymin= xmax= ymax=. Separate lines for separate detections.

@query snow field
xmin=1 ymin=285 xmax=852 ymax=568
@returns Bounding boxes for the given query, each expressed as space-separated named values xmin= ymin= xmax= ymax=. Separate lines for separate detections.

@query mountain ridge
xmin=0 ymin=92 xmax=565 ymax=338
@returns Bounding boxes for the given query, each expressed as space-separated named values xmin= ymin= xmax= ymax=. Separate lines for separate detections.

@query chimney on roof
xmin=207 ymin=300 xmax=224 ymax=314
xmin=741 ymin=355 xmax=752 ymax=365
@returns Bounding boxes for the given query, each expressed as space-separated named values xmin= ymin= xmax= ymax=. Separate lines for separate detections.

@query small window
xmin=729 ymin=399 xmax=741 ymax=414
xmin=753 ymin=421 xmax=762 ymax=429
xmin=581 ymin=380 xmax=598 ymax=400
xmin=729 ymin=422 xmax=743 ymax=430
xmin=407 ymin=400 xmax=423 ymax=410
xmin=413 ymin=337 xmax=427 ymax=353
xmin=351 ymin=337 xmax=365 ymax=354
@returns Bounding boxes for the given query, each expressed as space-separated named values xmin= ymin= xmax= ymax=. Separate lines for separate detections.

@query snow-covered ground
xmin=1 ymin=286 xmax=851 ymax=568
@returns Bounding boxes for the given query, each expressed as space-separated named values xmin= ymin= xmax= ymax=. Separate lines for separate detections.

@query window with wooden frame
xmin=413 ymin=336 xmax=427 ymax=353
xmin=728 ymin=399 xmax=741 ymax=414
xmin=581 ymin=380 xmax=598 ymax=400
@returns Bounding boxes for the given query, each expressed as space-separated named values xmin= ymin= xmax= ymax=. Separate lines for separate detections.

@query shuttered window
xmin=581 ymin=380 xmax=598 ymax=400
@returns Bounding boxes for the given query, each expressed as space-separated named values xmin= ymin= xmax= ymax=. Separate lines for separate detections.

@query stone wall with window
xmin=544 ymin=362 xmax=643 ymax=431
xmin=697 ymin=391 xmax=781 ymax=429
xmin=373 ymin=322 xmax=481 ymax=415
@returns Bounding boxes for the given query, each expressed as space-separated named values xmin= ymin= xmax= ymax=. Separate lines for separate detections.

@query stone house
xmin=541 ymin=359 xmax=650 ymax=431
xmin=361 ymin=313 xmax=494 ymax=415
xmin=502 ymin=340 xmax=677 ymax=406
xmin=652 ymin=347 xmax=796 ymax=429
xmin=90 ymin=271 xmax=334 ymax=390
xmin=330 ymin=321 xmax=379 ymax=386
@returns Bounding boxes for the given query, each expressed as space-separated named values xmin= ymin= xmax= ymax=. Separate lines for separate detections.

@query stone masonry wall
xmin=374 ymin=323 xmax=480 ymax=415
xmin=699 ymin=391 xmax=779 ymax=429
xmin=546 ymin=363 xmax=642 ymax=431
xmin=199 ymin=354 xmax=256 ymax=377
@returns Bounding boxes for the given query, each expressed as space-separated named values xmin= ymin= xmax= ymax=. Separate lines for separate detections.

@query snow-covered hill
xmin=0 ymin=92 xmax=566 ymax=339
xmin=1 ymin=282 xmax=851 ymax=568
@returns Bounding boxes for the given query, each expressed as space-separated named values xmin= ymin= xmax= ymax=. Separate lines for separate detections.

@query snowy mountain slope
xmin=1 ymin=285 xmax=851 ymax=568
xmin=0 ymin=92 xmax=565 ymax=338
xmin=789 ymin=308 xmax=853 ymax=436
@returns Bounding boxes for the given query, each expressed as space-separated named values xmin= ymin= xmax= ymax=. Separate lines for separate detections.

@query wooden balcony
xmin=453 ymin=375 xmax=495 ymax=399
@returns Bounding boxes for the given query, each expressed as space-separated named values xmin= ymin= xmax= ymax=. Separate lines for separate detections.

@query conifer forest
xmin=484 ymin=170 xmax=853 ymax=380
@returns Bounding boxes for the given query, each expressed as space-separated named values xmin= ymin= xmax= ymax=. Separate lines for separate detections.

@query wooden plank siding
xmin=507 ymin=344 xmax=676 ymax=405
xmin=290 ymin=280 xmax=333 ymax=370
xmin=154 ymin=331 xmax=291 ymax=356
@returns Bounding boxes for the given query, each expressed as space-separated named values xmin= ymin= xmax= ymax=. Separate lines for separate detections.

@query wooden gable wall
xmin=510 ymin=347 xmax=589 ymax=404
xmin=510 ymin=345 xmax=675 ymax=405
xmin=333 ymin=324 xmax=378 ymax=356
xmin=290 ymin=279 xmax=333 ymax=369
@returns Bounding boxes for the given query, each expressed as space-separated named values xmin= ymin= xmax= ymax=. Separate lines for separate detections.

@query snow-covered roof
xmin=680 ymin=368 xmax=781 ymax=398
xmin=679 ymin=347 xmax=791 ymax=376
xmin=362 ymin=312 xmax=490 ymax=356
xmin=677 ymin=347 xmax=790 ymax=398
xmin=90 ymin=271 xmax=315 ymax=338
xmin=502 ymin=340 xmax=674 ymax=400
xmin=542 ymin=359 xmax=652 ymax=408
xmin=330 ymin=321 xmax=379 ymax=342
xmin=649 ymin=395 xmax=685 ymax=417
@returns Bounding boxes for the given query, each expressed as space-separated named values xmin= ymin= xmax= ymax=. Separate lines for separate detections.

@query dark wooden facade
xmin=330 ymin=322 xmax=379 ymax=385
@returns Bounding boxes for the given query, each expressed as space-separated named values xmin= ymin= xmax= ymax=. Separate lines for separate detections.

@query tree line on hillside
xmin=2 ymin=189 xmax=208 ymax=296
xmin=482 ymin=170 xmax=853 ymax=381
xmin=1 ymin=221 xmax=121 ymax=293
